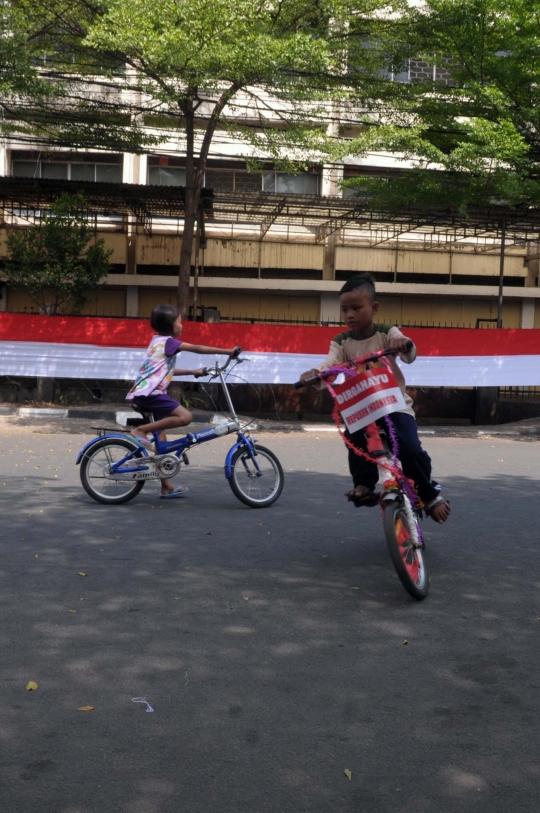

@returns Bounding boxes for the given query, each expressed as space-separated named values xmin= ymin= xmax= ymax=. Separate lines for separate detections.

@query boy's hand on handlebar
xmin=228 ymin=346 xmax=242 ymax=358
xmin=300 ymin=368 xmax=319 ymax=383
xmin=192 ymin=367 xmax=207 ymax=378
xmin=388 ymin=336 xmax=413 ymax=352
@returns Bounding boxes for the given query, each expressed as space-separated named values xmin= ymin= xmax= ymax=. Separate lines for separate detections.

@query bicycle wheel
xmin=228 ymin=444 xmax=284 ymax=508
xmin=80 ymin=438 xmax=146 ymax=505
xmin=383 ymin=498 xmax=428 ymax=600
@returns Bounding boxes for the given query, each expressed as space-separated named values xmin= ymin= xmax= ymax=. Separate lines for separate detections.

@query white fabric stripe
xmin=0 ymin=341 xmax=539 ymax=386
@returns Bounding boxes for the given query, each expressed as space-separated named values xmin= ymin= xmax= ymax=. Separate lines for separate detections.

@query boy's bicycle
xmin=77 ymin=353 xmax=284 ymax=508
xmin=295 ymin=343 xmax=428 ymax=600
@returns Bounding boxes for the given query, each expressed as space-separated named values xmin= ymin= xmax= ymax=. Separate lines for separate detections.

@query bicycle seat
xmin=128 ymin=405 xmax=154 ymax=426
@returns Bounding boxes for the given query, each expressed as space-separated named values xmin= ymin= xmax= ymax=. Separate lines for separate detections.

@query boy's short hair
xmin=339 ymin=273 xmax=376 ymax=302
xmin=150 ymin=304 xmax=180 ymax=336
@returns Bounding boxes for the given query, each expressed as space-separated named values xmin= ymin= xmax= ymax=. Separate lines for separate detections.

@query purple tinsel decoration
xmin=383 ymin=415 xmax=419 ymax=510
xmin=322 ymin=365 xmax=358 ymax=379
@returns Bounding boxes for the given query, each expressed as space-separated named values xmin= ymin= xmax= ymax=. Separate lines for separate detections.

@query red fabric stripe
xmin=0 ymin=313 xmax=539 ymax=355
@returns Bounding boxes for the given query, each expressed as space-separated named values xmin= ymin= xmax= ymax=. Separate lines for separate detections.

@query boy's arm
xmin=387 ymin=327 xmax=417 ymax=363
xmin=300 ymin=340 xmax=344 ymax=381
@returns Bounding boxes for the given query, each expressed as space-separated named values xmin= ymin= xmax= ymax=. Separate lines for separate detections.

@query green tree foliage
xmin=4 ymin=0 xmax=402 ymax=313
xmin=2 ymin=194 xmax=113 ymax=315
xmin=341 ymin=0 xmax=540 ymax=212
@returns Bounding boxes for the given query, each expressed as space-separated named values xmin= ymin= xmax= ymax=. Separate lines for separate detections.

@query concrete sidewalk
xmin=0 ymin=401 xmax=539 ymax=438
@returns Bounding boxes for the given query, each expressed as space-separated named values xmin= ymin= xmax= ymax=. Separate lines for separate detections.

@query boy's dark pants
xmin=347 ymin=412 xmax=439 ymax=505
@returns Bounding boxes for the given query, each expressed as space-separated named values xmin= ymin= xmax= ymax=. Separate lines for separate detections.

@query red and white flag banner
xmin=331 ymin=367 xmax=408 ymax=432
xmin=0 ymin=313 xmax=539 ymax=386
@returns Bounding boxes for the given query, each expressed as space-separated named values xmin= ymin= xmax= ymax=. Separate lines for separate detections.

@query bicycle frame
xmin=76 ymin=357 xmax=263 ymax=480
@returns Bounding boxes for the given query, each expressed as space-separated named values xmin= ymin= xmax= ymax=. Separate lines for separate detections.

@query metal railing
xmin=3 ymin=306 xmax=520 ymax=329
xmin=499 ymin=386 xmax=540 ymax=401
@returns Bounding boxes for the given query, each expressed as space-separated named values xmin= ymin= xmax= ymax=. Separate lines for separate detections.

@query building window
xmin=41 ymin=162 xmax=68 ymax=180
xmin=148 ymin=166 xmax=186 ymax=186
xmin=12 ymin=160 xmax=40 ymax=178
xmin=12 ymin=159 xmax=122 ymax=183
xmin=262 ymin=172 xmax=319 ymax=195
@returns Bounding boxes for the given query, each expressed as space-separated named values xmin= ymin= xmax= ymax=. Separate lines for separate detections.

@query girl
xmin=126 ymin=304 xmax=240 ymax=499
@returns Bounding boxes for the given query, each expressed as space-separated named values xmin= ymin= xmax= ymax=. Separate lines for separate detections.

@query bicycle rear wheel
xmin=383 ymin=498 xmax=428 ymax=600
xmin=80 ymin=438 xmax=146 ymax=505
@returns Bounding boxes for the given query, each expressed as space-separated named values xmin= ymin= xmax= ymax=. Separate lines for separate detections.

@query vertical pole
xmin=497 ymin=218 xmax=506 ymax=328
xmin=192 ymin=217 xmax=201 ymax=322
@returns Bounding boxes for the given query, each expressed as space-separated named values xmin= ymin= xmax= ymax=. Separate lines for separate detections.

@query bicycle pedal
xmin=182 ymin=453 xmax=190 ymax=465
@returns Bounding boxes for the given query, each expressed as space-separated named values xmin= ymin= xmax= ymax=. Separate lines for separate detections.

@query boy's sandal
xmin=346 ymin=485 xmax=378 ymax=507
xmin=426 ymin=496 xmax=451 ymax=523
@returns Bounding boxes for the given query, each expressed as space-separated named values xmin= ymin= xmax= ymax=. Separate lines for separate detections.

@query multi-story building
xmin=0 ymin=70 xmax=538 ymax=331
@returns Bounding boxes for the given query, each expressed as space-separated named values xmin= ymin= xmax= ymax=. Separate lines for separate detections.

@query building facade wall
xmin=1 ymin=146 xmax=538 ymax=328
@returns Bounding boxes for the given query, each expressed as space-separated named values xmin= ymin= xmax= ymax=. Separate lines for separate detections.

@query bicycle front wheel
xmin=229 ymin=444 xmax=284 ymax=508
xmin=80 ymin=438 xmax=146 ymax=505
xmin=383 ymin=499 xmax=428 ymax=600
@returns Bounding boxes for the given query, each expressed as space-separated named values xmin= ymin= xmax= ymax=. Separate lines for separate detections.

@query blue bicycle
xmin=77 ymin=353 xmax=284 ymax=508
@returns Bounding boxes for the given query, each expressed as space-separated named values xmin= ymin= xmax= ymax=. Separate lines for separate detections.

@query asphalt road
xmin=0 ymin=425 xmax=539 ymax=813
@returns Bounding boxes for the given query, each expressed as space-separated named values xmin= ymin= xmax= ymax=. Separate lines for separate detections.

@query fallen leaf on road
xmin=320 ymin=555 xmax=328 ymax=558
xmin=204 ymin=532 xmax=214 ymax=536
xmin=34 ymin=554 xmax=39 ymax=558
xmin=344 ymin=769 xmax=352 ymax=780
xmin=68 ymin=610 xmax=77 ymax=613
xmin=26 ymin=681 xmax=39 ymax=691
xmin=403 ymin=640 xmax=409 ymax=645
xmin=350 ymin=587 xmax=360 ymax=591
xmin=77 ymin=572 xmax=87 ymax=577
xmin=243 ymin=596 xmax=249 ymax=601
xmin=78 ymin=706 xmax=94 ymax=712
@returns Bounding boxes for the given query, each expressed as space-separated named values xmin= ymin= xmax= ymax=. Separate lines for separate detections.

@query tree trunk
xmin=37 ymin=301 xmax=57 ymax=403
xmin=177 ymin=99 xmax=199 ymax=317
xmin=177 ymin=84 xmax=240 ymax=318
xmin=36 ymin=376 xmax=55 ymax=403
xmin=178 ymin=186 xmax=197 ymax=317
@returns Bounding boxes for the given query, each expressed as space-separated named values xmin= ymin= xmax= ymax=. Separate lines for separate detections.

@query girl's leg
xmin=155 ymin=430 xmax=182 ymax=496
xmin=131 ymin=405 xmax=193 ymax=439
xmin=132 ymin=407 xmax=192 ymax=496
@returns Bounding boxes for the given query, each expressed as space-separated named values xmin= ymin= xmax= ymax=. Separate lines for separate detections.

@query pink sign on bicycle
xmin=331 ymin=365 xmax=407 ymax=432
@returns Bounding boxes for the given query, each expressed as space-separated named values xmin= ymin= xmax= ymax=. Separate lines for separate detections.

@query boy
xmin=300 ymin=273 xmax=450 ymax=523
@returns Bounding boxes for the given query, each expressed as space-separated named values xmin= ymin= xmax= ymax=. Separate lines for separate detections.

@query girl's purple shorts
xmin=132 ymin=394 xmax=180 ymax=420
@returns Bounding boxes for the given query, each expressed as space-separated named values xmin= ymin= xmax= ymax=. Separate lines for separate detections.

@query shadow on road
xmin=0 ymin=448 xmax=538 ymax=813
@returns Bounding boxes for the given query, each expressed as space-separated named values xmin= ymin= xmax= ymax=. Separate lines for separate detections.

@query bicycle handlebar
xmin=293 ymin=341 xmax=414 ymax=389
xmin=201 ymin=347 xmax=244 ymax=378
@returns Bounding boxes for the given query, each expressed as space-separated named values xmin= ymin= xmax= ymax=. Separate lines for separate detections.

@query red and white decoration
xmin=332 ymin=367 xmax=408 ymax=431
xmin=0 ymin=313 xmax=539 ymax=386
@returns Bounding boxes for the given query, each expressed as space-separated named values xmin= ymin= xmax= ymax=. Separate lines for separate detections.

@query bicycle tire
xmin=80 ymin=438 xmax=146 ymax=505
xmin=228 ymin=444 xmax=284 ymax=508
xmin=383 ymin=499 xmax=428 ymax=600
